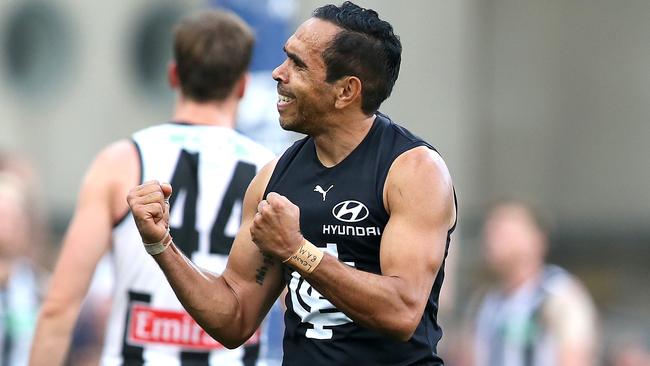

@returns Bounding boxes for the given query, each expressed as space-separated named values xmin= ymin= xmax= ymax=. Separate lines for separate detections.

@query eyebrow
xmin=283 ymin=46 xmax=308 ymax=69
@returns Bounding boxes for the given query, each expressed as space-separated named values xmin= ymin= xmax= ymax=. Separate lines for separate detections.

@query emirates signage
xmin=127 ymin=304 xmax=259 ymax=350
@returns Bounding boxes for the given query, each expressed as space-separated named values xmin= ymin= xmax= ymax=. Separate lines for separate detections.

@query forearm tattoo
xmin=255 ymin=250 xmax=275 ymax=285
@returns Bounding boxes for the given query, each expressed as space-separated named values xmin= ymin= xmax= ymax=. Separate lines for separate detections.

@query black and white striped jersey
xmin=103 ymin=123 xmax=273 ymax=366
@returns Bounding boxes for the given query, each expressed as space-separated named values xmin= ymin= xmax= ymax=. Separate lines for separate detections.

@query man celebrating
xmin=128 ymin=2 xmax=457 ymax=365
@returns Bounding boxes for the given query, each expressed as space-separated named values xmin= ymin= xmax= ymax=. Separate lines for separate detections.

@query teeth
xmin=278 ymin=95 xmax=293 ymax=103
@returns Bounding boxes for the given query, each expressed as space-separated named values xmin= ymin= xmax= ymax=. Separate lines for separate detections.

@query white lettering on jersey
xmin=128 ymin=304 xmax=260 ymax=350
xmin=322 ymin=224 xmax=382 ymax=236
xmin=288 ymin=243 xmax=354 ymax=339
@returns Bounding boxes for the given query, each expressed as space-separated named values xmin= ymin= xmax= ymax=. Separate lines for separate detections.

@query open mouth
xmin=277 ymin=94 xmax=295 ymax=109
xmin=278 ymin=94 xmax=294 ymax=104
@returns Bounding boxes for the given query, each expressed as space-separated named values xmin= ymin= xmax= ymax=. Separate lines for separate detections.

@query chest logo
xmin=289 ymin=243 xmax=354 ymax=339
xmin=332 ymin=200 xmax=369 ymax=222
xmin=313 ymin=184 xmax=334 ymax=201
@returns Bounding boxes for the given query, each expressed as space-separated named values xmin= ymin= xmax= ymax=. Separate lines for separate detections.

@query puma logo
xmin=314 ymin=185 xmax=334 ymax=201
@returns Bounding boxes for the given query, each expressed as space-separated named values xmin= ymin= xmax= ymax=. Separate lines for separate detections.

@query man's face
xmin=482 ymin=205 xmax=545 ymax=274
xmin=0 ymin=187 xmax=28 ymax=259
xmin=271 ymin=18 xmax=341 ymax=135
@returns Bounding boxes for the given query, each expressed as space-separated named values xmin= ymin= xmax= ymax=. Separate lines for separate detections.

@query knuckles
xmin=151 ymin=191 xmax=164 ymax=202
xmin=258 ymin=204 xmax=272 ymax=216
xmin=131 ymin=205 xmax=147 ymax=219
xmin=266 ymin=192 xmax=285 ymax=207
xmin=127 ymin=185 xmax=165 ymax=205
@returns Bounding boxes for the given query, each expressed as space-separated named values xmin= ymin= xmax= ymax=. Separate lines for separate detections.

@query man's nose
xmin=272 ymin=60 xmax=288 ymax=83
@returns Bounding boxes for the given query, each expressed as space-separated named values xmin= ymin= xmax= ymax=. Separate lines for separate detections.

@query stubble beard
xmin=279 ymin=95 xmax=330 ymax=136
xmin=279 ymin=110 xmax=314 ymax=135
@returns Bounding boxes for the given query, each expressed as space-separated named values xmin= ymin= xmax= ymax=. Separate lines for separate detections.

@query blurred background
xmin=0 ymin=0 xmax=648 ymax=365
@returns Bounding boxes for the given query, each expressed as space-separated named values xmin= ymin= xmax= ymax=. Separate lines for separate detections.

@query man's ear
xmin=168 ymin=61 xmax=180 ymax=89
xmin=334 ymin=76 xmax=362 ymax=110
xmin=235 ymin=72 xmax=250 ymax=99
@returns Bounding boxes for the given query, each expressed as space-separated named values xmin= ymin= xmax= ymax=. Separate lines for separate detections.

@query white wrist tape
xmin=143 ymin=229 xmax=172 ymax=256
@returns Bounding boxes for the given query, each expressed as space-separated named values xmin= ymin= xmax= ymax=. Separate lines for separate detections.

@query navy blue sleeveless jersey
xmin=264 ymin=113 xmax=455 ymax=366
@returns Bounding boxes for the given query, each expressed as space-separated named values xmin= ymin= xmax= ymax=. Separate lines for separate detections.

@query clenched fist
xmin=250 ymin=192 xmax=303 ymax=260
xmin=127 ymin=180 xmax=173 ymax=244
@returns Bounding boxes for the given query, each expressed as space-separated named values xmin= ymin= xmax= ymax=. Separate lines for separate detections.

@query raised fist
xmin=250 ymin=192 xmax=303 ymax=260
xmin=126 ymin=180 xmax=172 ymax=244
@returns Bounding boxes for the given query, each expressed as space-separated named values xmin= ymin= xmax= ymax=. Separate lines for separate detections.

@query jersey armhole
xmin=377 ymin=141 xmax=434 ymax=216
xmin=112 ymin=139 xmax=143 ymax=228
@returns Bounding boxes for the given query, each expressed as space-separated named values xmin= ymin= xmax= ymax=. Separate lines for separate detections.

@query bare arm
xmin=127 ymin=159 xmax=286 ymax=348
xmin=543 ymin=278 xmax=598 ymax=366
xmin=29 ymin=140 xmax=138 ymax=366
xmin=253 ymin=147 xmax=456 ymax=340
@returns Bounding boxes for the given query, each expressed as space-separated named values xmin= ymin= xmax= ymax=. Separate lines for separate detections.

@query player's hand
xmin=250 ymin=192 xmax=303 ymax=260
xmin=127 ymin=180 xmax=172 ymax=244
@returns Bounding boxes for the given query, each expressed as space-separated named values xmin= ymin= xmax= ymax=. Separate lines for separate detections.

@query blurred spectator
xmin=0 ymin=152 xmax=37 ymax=185
xmin=0 ymin=151 xmax=53 ymax=271
xmin=0 ymin=172 xmax=45 ymax=366
xmin=461 ymin=200 xmax=598 ymax=366
xmin=1 ymin=151 xmax=109 ymax=365
xmin=607 ymin=334 xmax=650 ymax=366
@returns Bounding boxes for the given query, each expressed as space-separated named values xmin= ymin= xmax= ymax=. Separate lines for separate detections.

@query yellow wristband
xmin=283 ymin=239 xmax=324 ymax=274
xmin=143 ymin=230 xmax=172 ymax=256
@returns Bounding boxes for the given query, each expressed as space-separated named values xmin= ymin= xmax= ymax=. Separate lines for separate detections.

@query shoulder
xmin=131 ymin=123 xmax=170 ymax=141
xmin=97 ymin=139 xmax=139 ymax=164
xmin=247 ymin=157 xmax=280 ymax=201
xmin=81 ymin=139 xmax=139 ymax=220
xmin=89 ymin=139 xmax=139 ymax=181
xmin=391 ymin=146 xmax=451 ymax=178
xmin=386 ymin=147 xmax=453 ymax=202
xmin=240 ymin=157 xmax=280 ymax=214
xmin=540 ymin=267 xmax=598 ymax=340
xmin=384 ymin=146 xmax=456 ymax=228
xmin=258 ymin=157 xmax=280 ymax=180
xmin=542 ymin=266 xmax=594 ymax=304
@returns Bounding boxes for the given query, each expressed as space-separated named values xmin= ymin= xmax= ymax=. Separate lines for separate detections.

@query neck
xmin=172 ymin=95 xmax=238 ymax=128
xmin=312 ymin=113 xmax=376 ymax=167
xmin=0 ymin=258 xmax=12 ymax=287
xmin=501 ymin=260 xmax=544 ymax=294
